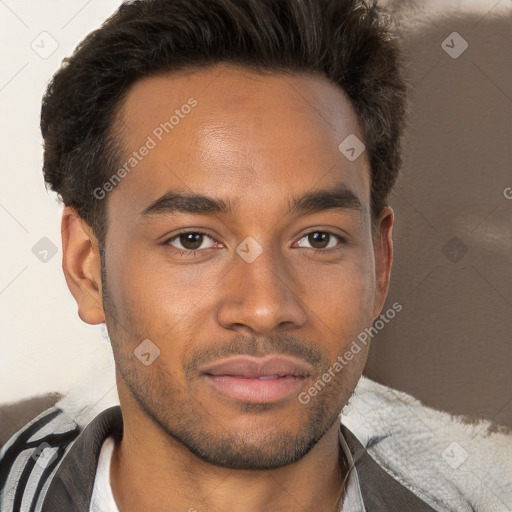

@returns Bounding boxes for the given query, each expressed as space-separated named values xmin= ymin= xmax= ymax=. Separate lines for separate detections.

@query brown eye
xmin=165 ymin=231 xmax=216 ymax=254
xmin=308 ymin=232 xmax=330 ymax=249
xmin=178 ymin=233 xmax=203 ymax=250
xmin=297 ymin=231 xmax=344 ymax=251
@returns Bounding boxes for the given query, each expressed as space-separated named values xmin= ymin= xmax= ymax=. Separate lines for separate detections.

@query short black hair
xmin=41 ymin=0 xmax=408 ymax=246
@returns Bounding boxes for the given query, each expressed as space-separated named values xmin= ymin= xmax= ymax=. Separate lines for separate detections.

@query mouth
xmin=200 ymin=356 xmax=311 ymax=403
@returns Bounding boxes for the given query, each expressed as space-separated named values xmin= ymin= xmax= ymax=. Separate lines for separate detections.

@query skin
xmin=61 ymin=63 xmax=394 ymax=512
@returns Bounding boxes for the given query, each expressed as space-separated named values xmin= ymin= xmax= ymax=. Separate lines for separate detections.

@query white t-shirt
xmin=89 ymin=424 xmax=366 ymax=512
xmin=89 ymin=436 xmax=119 ymax=512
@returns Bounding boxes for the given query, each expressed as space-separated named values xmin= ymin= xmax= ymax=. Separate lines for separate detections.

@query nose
xmin=216 ymin=243 xmax=307 ymax=336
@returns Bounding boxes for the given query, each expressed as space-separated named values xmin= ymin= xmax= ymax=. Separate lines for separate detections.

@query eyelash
xmin=163 ymin=230 xmax=346 ymax=258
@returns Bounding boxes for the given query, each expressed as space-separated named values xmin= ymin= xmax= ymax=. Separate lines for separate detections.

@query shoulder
xmin=0 ymin=396 xmax=81 ymax=512
xmin=343 ymin=377 xmax=512 ymax=512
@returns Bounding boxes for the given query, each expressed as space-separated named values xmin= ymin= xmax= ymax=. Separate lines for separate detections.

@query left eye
xmin=296 ymin=231 xmax=344 ymax=250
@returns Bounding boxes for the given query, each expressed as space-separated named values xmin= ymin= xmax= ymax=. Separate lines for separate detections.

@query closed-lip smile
xmin=200 ymin=355 xmax=312 ymax=403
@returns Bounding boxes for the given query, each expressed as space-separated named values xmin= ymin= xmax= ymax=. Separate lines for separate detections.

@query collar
xmin=42 ymin=406 xmax=436 ymax=511
xmin=88 ymin=413 xmax=367 ymax=512
xmin=42 ymin=406 xmax=122 ymax=511
xmin=338 ymin=420 xmax=366 ymax=511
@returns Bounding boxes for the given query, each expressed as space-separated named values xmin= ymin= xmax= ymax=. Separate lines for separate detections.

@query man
xmin=0 ymin=0 xmax=454 ymax=510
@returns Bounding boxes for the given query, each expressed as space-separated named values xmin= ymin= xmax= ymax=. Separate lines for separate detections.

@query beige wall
xmin=365 ymin=0 xmax=512 ymax=430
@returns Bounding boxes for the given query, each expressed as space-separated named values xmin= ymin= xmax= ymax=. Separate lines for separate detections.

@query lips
xmin=200 ymin=355 xmax=312 ymax=379
xmin=200 ymin=356 xmax=311 ymax=403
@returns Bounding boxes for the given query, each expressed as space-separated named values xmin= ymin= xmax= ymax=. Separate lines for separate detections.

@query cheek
xmin=109 ymin=246 xmax=224 ymax=340
xmin=301 ymin=251 xmax=376 ymax=343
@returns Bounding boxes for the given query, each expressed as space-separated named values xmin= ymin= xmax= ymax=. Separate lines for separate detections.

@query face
xmin=66 ymin=64 xmax=393 ymax=470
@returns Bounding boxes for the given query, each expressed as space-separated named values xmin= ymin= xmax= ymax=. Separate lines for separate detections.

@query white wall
xmin=0 ymin=0 xmax=122 ymax=403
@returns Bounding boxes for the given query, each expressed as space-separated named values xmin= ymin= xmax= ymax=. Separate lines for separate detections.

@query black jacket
xmin=0 ymin=405 xmax=438 ymax=511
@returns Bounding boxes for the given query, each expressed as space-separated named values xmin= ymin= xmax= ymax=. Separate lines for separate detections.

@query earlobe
xmin=61 ymin=206 xmax=105 ymax=325
xmin=372 ymin=206 xmax=394 ymax=318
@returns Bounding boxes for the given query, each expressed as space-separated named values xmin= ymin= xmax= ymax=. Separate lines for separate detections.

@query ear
xmin=372 ymin=206 xmax=394 ymax=319
xmin=61 ymin=206 xmax=105 ymax=325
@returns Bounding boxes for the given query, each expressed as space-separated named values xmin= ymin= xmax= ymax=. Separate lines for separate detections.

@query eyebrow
xmin=139 ymin=183 xmax=362 ymax=219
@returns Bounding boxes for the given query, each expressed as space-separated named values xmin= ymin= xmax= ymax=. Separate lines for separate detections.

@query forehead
xmin=109 ymin=64 xmax=370 ymax=222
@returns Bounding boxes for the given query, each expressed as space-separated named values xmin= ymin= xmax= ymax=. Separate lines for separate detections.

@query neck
xmin=110 ymin=399 xmax=346 ymax=512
